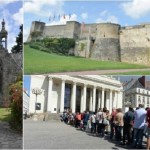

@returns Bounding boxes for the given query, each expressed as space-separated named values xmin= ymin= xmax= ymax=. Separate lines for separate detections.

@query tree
xmin=9 ymin=73 xmax=22 ymax=132
xmin=11 ymin=25 xmax=23 ymax=53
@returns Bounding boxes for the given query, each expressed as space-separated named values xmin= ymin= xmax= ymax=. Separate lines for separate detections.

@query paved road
xmin=24 ymin=119 xmax=137 ymax=149
xmin=0 ymin=121 xmax=22 ymax=149
xmin=48 ymin=68 xmax=150 ymax=75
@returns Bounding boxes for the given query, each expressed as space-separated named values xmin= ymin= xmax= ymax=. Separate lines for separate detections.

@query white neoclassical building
xmin=29 ymin=75 xmax=123 ymax=114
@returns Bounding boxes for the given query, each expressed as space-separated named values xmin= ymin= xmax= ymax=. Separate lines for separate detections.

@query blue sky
xmin=24 ymin=0 xmax=150 ymax=41
xmin=0 ymin=0 xmax=23 ymax=52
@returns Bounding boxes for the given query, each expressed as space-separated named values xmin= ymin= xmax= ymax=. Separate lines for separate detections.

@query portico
xmin=29 ymin=75 xmax=123 ymax=114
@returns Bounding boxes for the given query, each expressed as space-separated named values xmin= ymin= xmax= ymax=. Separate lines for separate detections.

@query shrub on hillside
xmin=42 ymin=38 xmax=75 ymax=55
xmin=9 ymin=73 xmax=22 ymax=132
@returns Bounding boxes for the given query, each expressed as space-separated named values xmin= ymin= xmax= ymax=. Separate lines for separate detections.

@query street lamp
xmin=32 ymin=88 xmax=42 ymax=114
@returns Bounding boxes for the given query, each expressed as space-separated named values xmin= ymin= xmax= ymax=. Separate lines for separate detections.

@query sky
xmin=24 ymin=0 xmax=150 ymax=42
xmin=0 ymin=0 xmax=23 ymax=52
xmin=24 ymin=75 xmax=150 ymax=96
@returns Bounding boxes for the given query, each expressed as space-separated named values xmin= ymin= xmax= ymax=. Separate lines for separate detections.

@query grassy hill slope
xmin=24 ymin=45 xmax=149 ymax=74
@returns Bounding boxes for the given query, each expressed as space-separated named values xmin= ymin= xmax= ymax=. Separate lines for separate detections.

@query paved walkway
xmin=24 ymin=119 xmax=145 ymax=149
xmin=0 ymin=121 xmax=22 ymax=149
xmin=49 ymin=68 xmax=150 ymax=75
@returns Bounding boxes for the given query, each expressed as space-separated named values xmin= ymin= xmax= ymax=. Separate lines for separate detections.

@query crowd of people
xmin=61 ymin=104 xmax=150 ymax=149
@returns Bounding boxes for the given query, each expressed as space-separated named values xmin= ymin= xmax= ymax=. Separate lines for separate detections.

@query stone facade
xmin=28 ymin=21 xmax=150 ymax=65
xmin=0 ymin=19 xmax=22 ymax=105
xmin=29 ymin=75 xmax=123 ymax=114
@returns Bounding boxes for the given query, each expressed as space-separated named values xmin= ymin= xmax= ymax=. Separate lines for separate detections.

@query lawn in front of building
xmin=109 ymin=70 xmax=150 ymax=75
xmin=24 ymin=45 xmax=149 ymax=74
xmin=0 ymin=107 xmax=11 ymax=122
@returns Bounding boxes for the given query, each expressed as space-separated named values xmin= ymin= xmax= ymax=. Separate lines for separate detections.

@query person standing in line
xmin=110 ymin=108 xmax=117 ymax=139
xmin=122 ymin=107 xmax=134 ymax=145
xmin=133 ymin=104 xmax=147 ymax=149
xmin=90 ymin=112 xmax=96 ymax=134
xmin=96 ymin=108 xmax=103 ymax=135
xmin=146 ymin=108 xmax=150 ymax=150
xmin=114 ymin=108 xmax=124 ymax=142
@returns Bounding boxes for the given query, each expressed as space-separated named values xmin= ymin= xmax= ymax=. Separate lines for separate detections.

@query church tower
xmin=0 ymin=19 xmax=8 ymax=49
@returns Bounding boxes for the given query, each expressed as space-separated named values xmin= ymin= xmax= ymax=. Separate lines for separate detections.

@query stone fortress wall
xmin=27 ymin=21 xmax=150 ymax=66
xmin=0 ymin=48 xmax=22 ymax=105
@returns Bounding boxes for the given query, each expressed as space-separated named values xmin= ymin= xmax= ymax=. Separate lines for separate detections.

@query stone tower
xmin=0 ymin=19 xmax=22 ymax=105
xmin=91 ymin=23 xmax=121 ymax=61
xmin=0 ymin=19 xmax=8 ymax=49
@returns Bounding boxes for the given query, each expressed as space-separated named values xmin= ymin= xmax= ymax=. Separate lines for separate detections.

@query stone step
xmin=30 ymin=113 xmax=61 ymax=121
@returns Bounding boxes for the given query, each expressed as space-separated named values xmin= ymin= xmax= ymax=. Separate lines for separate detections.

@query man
xmin=146 ymin=108 xmax=150 ymax=150
xmin=122 ymin=107 xmax=134 ymax=145
xmin=133 ymin=104 xmax=147 ymax=149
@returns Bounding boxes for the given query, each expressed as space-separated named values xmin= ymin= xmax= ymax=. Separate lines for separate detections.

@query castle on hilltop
xmin=0 ymin=19 xmax=22 ymax=105
xmin=27 ymin=21 xmax=150 ymax=66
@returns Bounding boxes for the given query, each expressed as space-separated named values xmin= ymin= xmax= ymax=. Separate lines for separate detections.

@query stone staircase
xmin=31 ymin=113 xmax=61 ymax=121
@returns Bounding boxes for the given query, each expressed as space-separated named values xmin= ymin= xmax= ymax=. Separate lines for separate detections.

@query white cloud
xmin=81 ymin=13 xmax=88 ymax=20
xmin=96 ymin=10 xmax=118 ymax=24
xmin=23 ymin=26 xmax=30 ymax=42
xmin=24 ymin=0 xmax=64 ymax=17
xmin=122 ymin=0 xmax=150 ymax=18
xmin=12 ymin=7 xmax=23 ymax=25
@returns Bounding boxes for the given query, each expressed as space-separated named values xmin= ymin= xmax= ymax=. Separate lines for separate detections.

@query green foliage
xmin=80 ymin=43 xmax=85 ymax=51
xmin=9 ymin=73 xmax=22 ymax=132
xmin=24 ymin=44 xmax=149 ymax=74
xmin=41 ymin=38 xmax=75 ymax=55
xmin=11 ymin=25 xmax=23 ymax=53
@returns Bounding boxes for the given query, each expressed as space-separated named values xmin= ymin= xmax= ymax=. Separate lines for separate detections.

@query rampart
xmin=27 ymin=21 xmax=150 ymax=66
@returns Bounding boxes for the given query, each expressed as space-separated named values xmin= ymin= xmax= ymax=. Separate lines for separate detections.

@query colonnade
xmin=47 ymin=77 xmax=122 ymax=113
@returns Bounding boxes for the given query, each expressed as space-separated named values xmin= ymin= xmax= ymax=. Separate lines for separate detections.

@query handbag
xmin=102 ymin=118 xmax=109 ymax=125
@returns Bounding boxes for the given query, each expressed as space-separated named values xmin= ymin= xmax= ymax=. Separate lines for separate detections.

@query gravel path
xmin=24 ymin=119 xmax=135 ymax=149
xmin=0 ymin=121 xmax=22 ymax=149
xmin=47 ymin=68 xmax=150 ymax=75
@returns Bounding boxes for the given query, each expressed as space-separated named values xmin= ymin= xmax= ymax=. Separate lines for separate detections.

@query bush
xmin=9 ymin=73 xmax=22 ymax=132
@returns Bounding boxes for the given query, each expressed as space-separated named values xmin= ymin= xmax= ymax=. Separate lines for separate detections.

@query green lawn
xmin=24 ymin=45 xmax=149 ymax=74
xmin=0 ymin=108 xmax=11 ymax=122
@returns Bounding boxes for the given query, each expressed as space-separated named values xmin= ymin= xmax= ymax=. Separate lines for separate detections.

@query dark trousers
xmin=123 ymin=123 xmax=132 ymax=144
xmin=91 ymin=123 xmax=96 ymax=133
xmin=133 ymin=128 xmax=144 ymax=148
xmin=110 ymin=122 xmax=115 ymax=139
xmin=115 ymin=126 xmax=123 ymax=141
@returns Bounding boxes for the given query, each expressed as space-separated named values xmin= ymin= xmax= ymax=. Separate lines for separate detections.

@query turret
xmin=91 ymin=23 xmax=121 ymax=61
xmin=0 ymin=19 xmax=8 ymax=49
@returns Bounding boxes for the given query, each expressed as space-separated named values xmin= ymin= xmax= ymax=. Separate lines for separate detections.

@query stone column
xmin=101 ymin=88 xmax=105 ymax=109
xmin=71 ymin=82 xmax=76 ymax=113
xmin=83 ymin=84 xmax=87 ymax=112
xmin=89 ymin=89 xmax=93 ymax=111
xmin=106 ymin=91 xmax=110 ymax=110
xmin=115 ymin=91 xmax=118 ymax=108
xmin=80 ymin=87 xmax=84 ymax=113
xmin=109 ymin=90 xmax=112 ymax=114
xmin=98 ymin=90 xmax=101 ymax=110
xmin=60 ymin=80 xmax=65 ymax=113
xmin=92 ymin=86 xmax=96 ymax=112
xmin=47 ymin=77 xmax=53 ymax=112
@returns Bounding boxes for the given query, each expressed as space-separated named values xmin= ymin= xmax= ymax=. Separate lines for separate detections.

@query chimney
xmin=138 ymin=76 xmax=145 ymax=88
